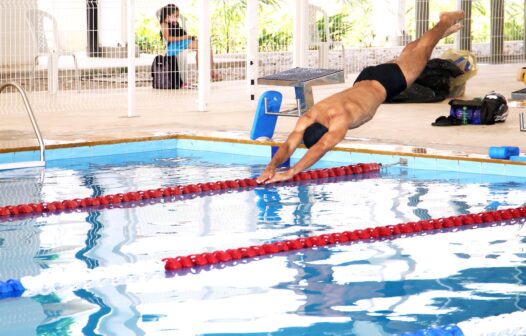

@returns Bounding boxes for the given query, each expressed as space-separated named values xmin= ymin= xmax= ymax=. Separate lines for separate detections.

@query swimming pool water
xmin=0 ymin=147 xmax=525 ymax=335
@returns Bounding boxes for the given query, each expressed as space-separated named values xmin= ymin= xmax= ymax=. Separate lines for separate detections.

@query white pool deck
xmin=1 ymin=62 xmax=525 ymax=163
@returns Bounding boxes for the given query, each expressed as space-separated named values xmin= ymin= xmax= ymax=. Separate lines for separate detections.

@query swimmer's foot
xmin=443 ymin=22 xmax=463 ymax=38
xmin=439 ymin=10 xmax=464 ymax=37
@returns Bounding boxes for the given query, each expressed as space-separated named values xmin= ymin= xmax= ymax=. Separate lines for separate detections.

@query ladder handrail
xmin=0 ymin=82 xmax=45 ymax=163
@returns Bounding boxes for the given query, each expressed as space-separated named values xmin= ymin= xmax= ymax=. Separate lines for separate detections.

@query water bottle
xmin=462 ymin=106 xmax=468 ymax=125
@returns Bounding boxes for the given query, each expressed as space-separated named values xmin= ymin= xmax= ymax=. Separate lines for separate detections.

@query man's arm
xmin=263 ymin=126 xmax=347 ymax=184
xmin=289 ymin=128 xmax=346 ymax=174
xmin=256 ymin=114 xmax=314 ymax=184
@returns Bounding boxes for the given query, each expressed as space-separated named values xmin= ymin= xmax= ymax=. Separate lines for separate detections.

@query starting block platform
xmin=512 ymin=88 xmax=526 ymax=100
xmin=250 ymin=67 xmax=344 ymax=140
xmin=258 ymin=67 xmax=344 ymax=116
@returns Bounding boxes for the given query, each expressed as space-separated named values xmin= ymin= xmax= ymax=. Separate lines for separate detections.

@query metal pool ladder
xmin=0 ymin=82 xmax=45 ymax=170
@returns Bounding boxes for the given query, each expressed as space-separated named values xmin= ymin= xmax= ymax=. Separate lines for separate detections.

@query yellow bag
xmin=440 ymin=49 xmax=478 ymax=97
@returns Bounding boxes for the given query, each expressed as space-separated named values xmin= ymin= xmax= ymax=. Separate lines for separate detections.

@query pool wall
xmin=1 ymin=135 xmax=525 ymax=177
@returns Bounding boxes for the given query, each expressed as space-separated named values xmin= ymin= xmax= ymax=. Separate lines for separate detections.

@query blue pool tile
xmin=203 ymin=141 xmax=234 ymax=153
xmin=458 ymin=160 xmax=481 ymax=174
xmin=481 ymin=162 xmax=507 ymax=176
xmin=0 ymin=152 xmax=16 ymax=164
xmin=348 ymin=152 xmax=372 ymax=164
xmin=176 ymin=139 xmax=269 ymax=157
xmin=321 ymin=150 xmax=351 ymax=163
xmin=230 ymin=143 xmax=268 ymax=157
xmin=413 ymin=157 xmax=437 ymax=170
xmin=13 ymin=150 xmax=40 ymax=162
xmin=436 ymin=158 xmax=459 ymax=172
xmin=46 ymin=147 xmax=77 ymax=160
xmin=505 ymin=163 xmax=526 ymax=177
xmin=2 ymin=139 xmax=523 ymax=180
xmin=174 ymin=139 xmax=197 ymax=150
xmin=44 ymin=140 xmax=180 ymax=161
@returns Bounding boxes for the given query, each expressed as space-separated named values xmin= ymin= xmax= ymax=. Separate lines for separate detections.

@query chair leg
xmin=71 ymin=54 xmax=80 ymax=92
xmin=177 ymin=51 xmax=188 ymax=84
xmin=30 ymin=56 xmax=39 ymax=92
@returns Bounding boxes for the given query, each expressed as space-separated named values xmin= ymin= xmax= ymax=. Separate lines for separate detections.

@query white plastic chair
xmin=25 ymin=9 xmax=80 ymax=92
xmin=308 ymin=4 xmax=346 ymax=73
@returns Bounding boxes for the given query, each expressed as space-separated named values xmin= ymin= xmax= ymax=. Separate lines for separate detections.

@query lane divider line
xmin=0 ymin=163 xmax=381 ymax=221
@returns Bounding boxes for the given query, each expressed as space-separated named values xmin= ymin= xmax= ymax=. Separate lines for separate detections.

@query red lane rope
xmin=0 ymin=163 xmax=381 ymax=220
xmin=163 ymin=207 xmax=526 ymax=271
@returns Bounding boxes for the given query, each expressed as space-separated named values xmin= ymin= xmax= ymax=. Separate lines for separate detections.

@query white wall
xmin=98 ymin=0 xmax=126 ymax=47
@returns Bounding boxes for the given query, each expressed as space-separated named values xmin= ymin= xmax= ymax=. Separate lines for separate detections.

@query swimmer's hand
xmin=256 ymin=167 xmax=275 ymax=184
xmin=260 ymin=169 xmax=295 ymax=184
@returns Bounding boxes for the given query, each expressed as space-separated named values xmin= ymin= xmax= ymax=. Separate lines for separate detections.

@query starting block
xmin=250 ymin=67 xmax=344 ymax=140
xmin=510 ymin=88 xmax=526 ymax=132
xmin=250 ymin=91 xmax=283 ymax=140
xmin=512 ymin=88 xmax=526 ymax=100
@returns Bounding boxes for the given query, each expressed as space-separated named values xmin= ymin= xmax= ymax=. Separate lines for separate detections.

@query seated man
xmin=257 ymin=11 xmax=464 ymax=184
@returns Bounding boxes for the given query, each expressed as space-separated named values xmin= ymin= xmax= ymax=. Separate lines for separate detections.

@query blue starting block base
xmin=250 ymin=90 xmax=283 ymax=140
xmin=271 ymin=145 xmax=290 ymax=168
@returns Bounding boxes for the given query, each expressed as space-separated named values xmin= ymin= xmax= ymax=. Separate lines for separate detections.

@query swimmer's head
xmin=303 ymin=122 xmax=329 ymax=148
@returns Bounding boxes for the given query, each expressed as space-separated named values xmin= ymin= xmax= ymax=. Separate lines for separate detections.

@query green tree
xmin=135 ymin=16 xmax=164 ymax=53
xmin=258 ymin=1 xmax=292 ymax=52
xmin=503 ymin=0 xmax=524 ymax=41
xmin=212 ymin=0 xmax=284 ymax=54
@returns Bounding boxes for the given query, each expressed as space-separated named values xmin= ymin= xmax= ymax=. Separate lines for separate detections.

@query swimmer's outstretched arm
xmin=262 ymin=129 xmax=345 ymax=184
xmin=256 ymin=116 xmax=310 ymax=184
xmin=256 ymin=119 xmax=346 ymax=184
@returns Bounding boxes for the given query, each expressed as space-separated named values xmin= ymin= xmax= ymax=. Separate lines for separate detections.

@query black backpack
xmin=151 ymin=55 xmax=182 ymax=90
xmin=387 ymin=58 xmax=464 ymax=103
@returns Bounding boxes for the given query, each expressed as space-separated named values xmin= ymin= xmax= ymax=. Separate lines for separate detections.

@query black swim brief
xmin=303 ymin=122 xmax=328 ymax=148
xmin=354 ymin=63 xmax=407 ymax=100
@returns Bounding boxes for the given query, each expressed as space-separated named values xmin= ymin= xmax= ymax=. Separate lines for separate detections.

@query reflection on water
xmin=0 ymin=148 xmax=525 ymax=335
xmin=0 ymin=169 xmax=44 ymax=280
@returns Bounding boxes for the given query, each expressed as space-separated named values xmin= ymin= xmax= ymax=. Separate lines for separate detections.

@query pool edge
xmin=0 ymin=134 xmax=525 ymax=176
